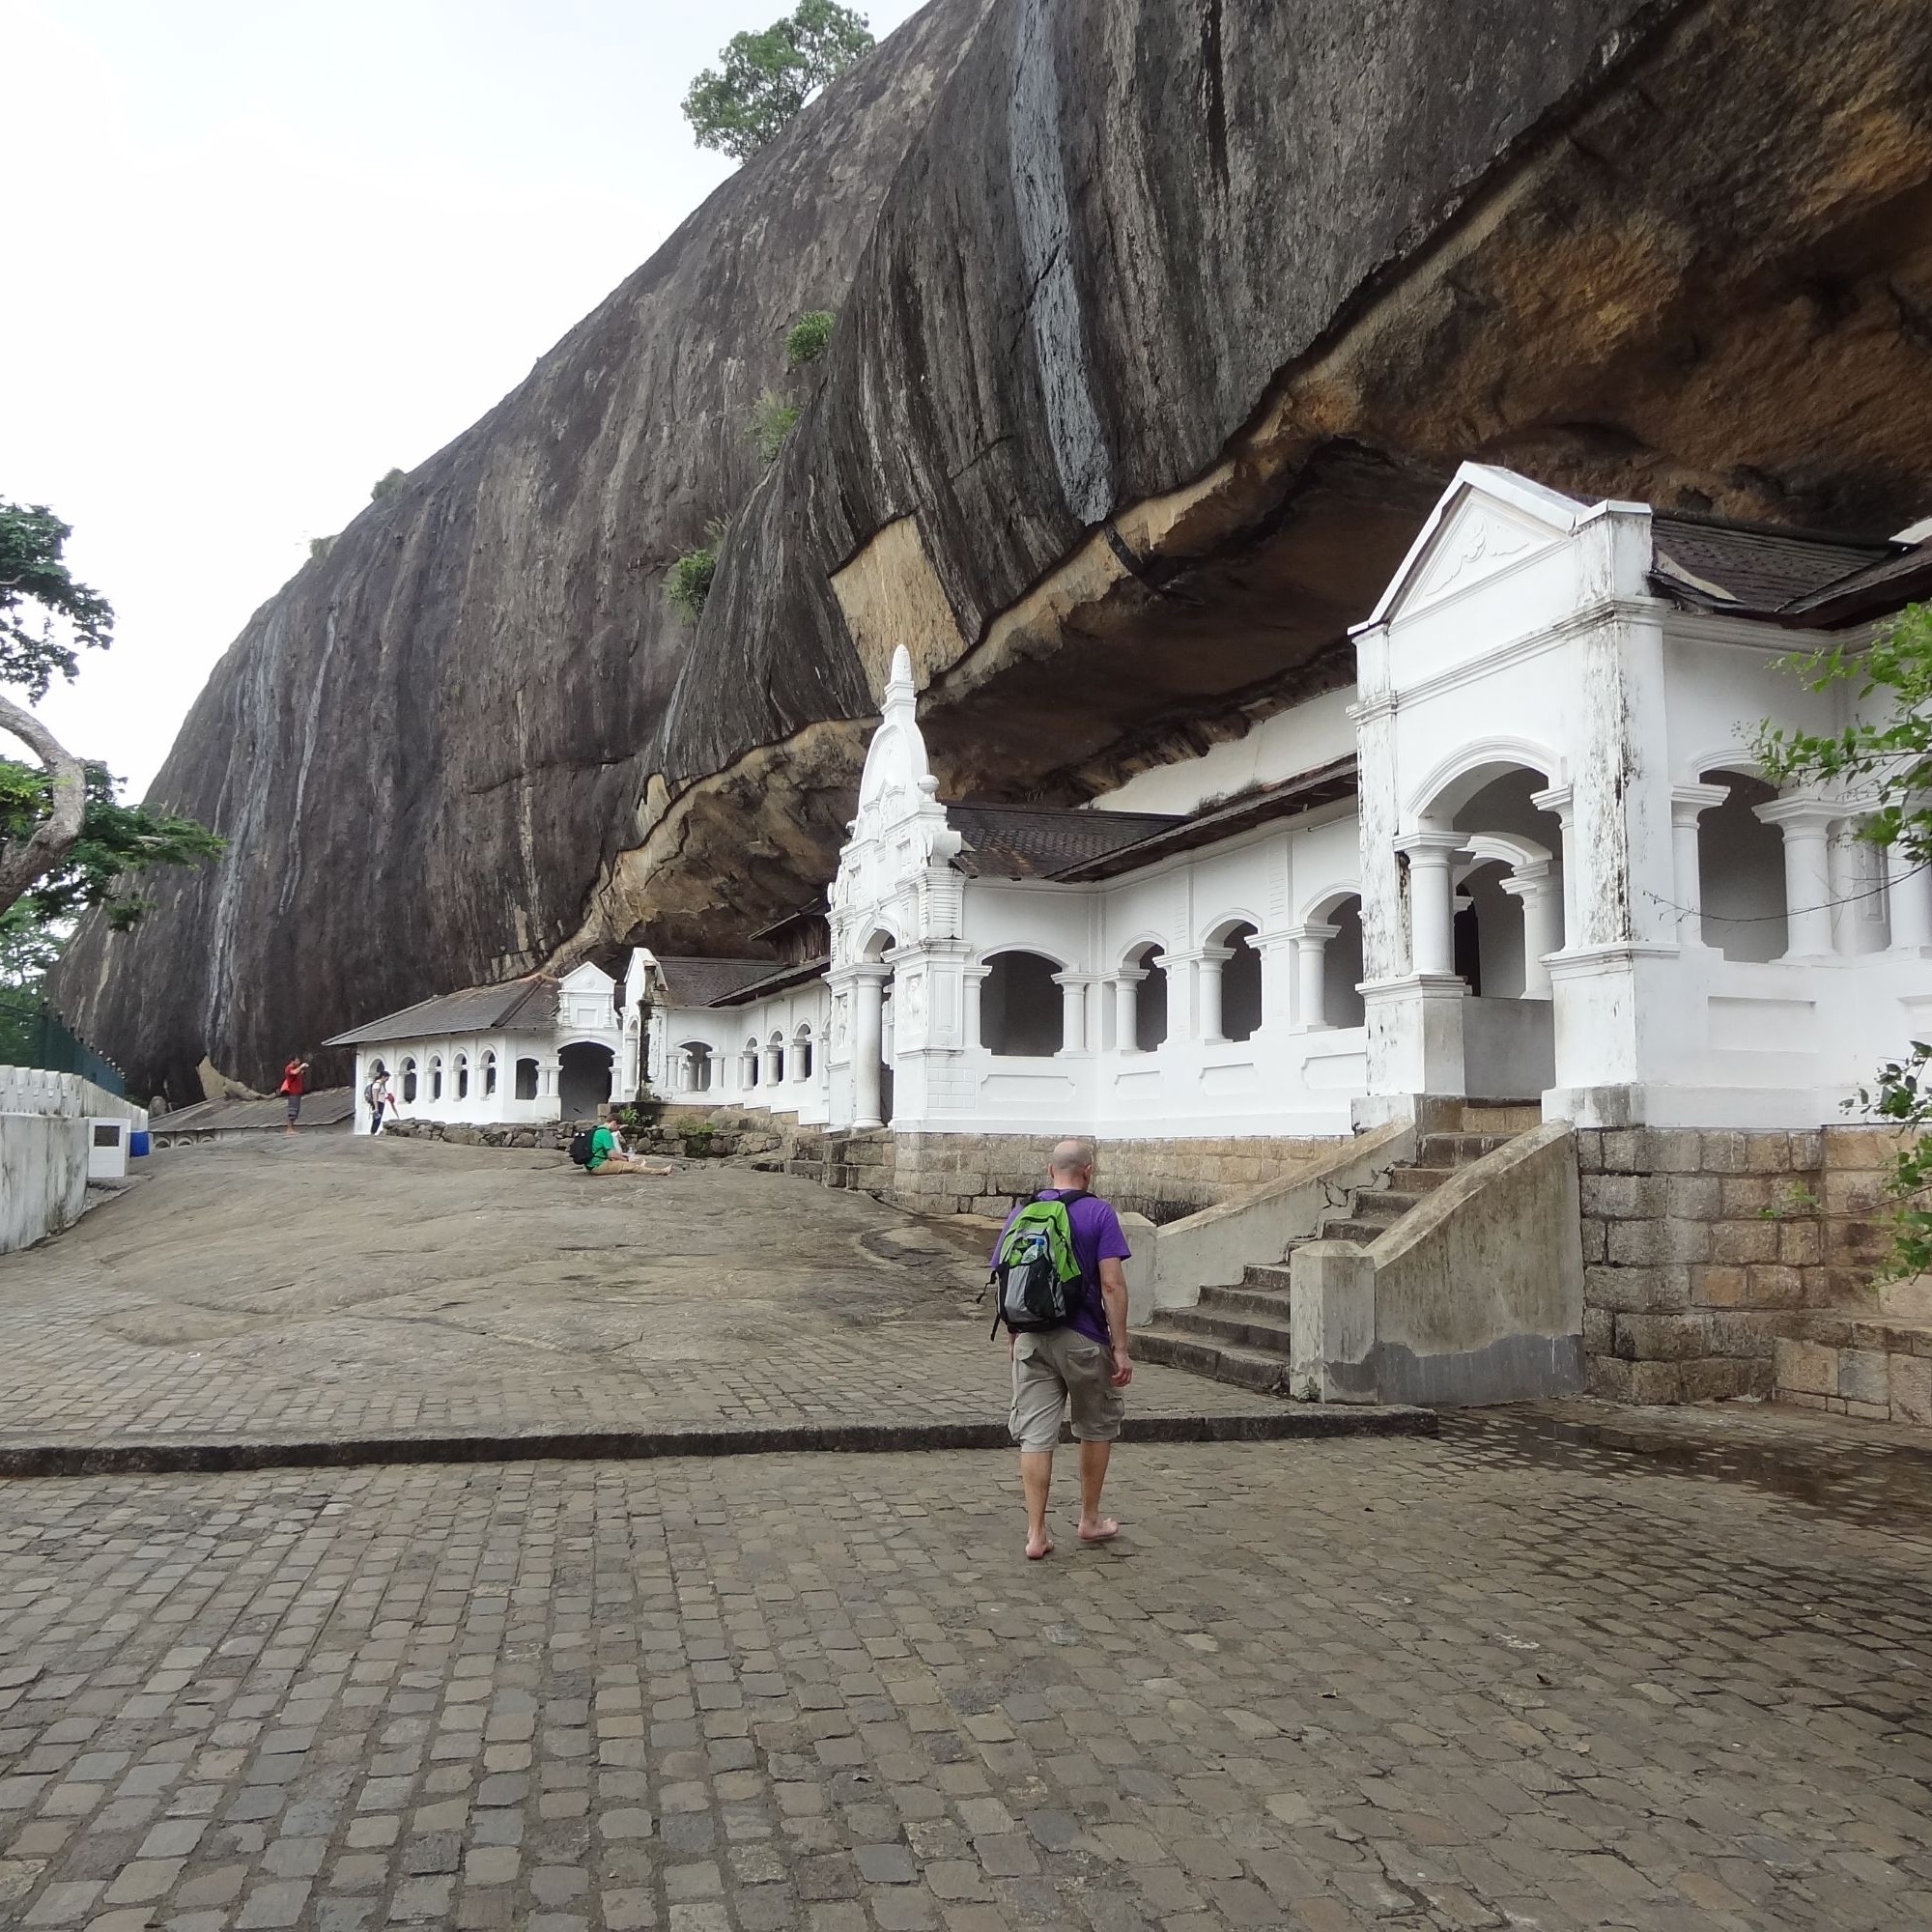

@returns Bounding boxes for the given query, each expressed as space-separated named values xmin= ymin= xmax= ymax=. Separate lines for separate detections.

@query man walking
xmin=994 ymin=1137 xmax=1133 ymax=1560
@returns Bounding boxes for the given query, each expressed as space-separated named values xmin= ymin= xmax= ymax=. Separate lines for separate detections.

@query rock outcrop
xmin=56 ymin=0 xmax=1932 ymax=1096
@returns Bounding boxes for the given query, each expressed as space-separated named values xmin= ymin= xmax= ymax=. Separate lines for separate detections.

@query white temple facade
xmin=642 ymin=464 xmax=1929 ymax=1145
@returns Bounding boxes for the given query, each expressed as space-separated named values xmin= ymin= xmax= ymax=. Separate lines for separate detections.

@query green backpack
xmin=988 ymin=1191 xmax=1089 ymax=1337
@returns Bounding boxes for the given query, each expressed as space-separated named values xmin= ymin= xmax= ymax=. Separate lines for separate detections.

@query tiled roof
xmin=947 ymin=805 xmax=1184 ymax=880
xmin=653 ymin=957 xmax=786 ymax=1009
xmin=323 ymin=977 xmax=559 ymax=1048
xmin=1649 ymin=513 xmax=1904 ymax=620
xmin=1778 ymin=543 xmax=1932 ymax=625
xmin=710 ymin=957 xmax=832 ymax=1006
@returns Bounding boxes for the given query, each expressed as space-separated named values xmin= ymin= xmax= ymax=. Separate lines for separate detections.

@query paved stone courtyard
xmin=0 ymin=1140 xmax=1292 ymax=1455
xmin=1 ymin=1432 xmax=1929 ymax=1932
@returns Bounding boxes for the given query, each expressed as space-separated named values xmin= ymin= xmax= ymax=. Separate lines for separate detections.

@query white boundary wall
xmin=0 ymin=1067 xmax=146 ymax=1255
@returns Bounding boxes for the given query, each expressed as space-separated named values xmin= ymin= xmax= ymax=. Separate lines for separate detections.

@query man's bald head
xmin=1048 ymin=1138 xmax=1096 ymax=1184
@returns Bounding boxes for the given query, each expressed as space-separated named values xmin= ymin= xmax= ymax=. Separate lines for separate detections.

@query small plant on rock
xmin=665 ymin=519 xmax=728 ymax=622
xmin=750 ymin=388 xmax=802 ymax=464
xmin=785 ymin=309 xmax=836 ymax=368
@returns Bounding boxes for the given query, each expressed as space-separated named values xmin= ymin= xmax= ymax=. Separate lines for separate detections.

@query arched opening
xmin=1128 ymin=944 xmax=1168 ymax=1051
xmin=1322 ymin=897 xmax=1366 ymax=1028
xmin=1699 ymin=768 xmax=1787 ymax=961
xmin=981 ymin=952 xmax=1063 ymax=1057
xmin=557 ymin=1042 xmax=613 ymax=1118
xmin=1213 ymin=923 xmax=1262 ymax=1044
xmin=401 ymin=1057 xmax=418 ymax=1104
xmin=482 ymin=1051 xmax=497 ymax=1098
xmin=1446 ymin=769 xmax=1564 ymax=995
xmin=742 ymin=1038 xmax=760 ymax=1089
xmin=514 ymin=1057 xmax=539 ymax=1101
xmin=767 ymin=1031 xmax=786 ymax=1087
xmin=678 ymin=1041 xmax=713 ymax=1094
xmin=454 ymin=1052 xmax=469 ymax=1101
xmin=793 ymin=1025 xmax=813 ymax=1082
xmin=429 ymin=1055 xmax=443 ymax=1101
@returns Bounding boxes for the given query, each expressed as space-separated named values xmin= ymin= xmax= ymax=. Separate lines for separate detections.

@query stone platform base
xmin=1775 ymin=1314 xmax=1932 ymax=1425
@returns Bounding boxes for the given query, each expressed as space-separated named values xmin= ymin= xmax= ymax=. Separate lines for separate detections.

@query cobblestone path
xmin=2 ymin=1431 xmax=1928 ymax=1932
xmin=0 ymin=1140 xmax=1283 ymax=1451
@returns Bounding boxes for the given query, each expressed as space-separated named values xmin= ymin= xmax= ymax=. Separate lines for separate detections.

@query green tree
xmin=785 ymin=309 xmax=836 ymax=368
xmin=682 ymin=2 xmax=874 ymax=162
xmin=1756 ymin=602 xmax=1932 ymax=1276
xmin=0 ymin=499 xmax=223 ymax=932
xmin=370 ymin=467 xmax=406 ymax=502
xmin=665 ymin=520 xmax=729 ymax=623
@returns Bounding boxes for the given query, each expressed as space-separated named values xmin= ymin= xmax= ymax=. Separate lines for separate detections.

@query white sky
xmin=3 ymin=0 xmax=926 ymax=797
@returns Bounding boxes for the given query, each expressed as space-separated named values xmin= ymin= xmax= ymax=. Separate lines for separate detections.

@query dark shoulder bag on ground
xmin=988 ymin=1191 xmax=1089 ymax=1337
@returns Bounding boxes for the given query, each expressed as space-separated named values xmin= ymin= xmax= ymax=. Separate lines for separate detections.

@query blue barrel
xmin=128 ymin=1130 xmax=152 ymax=1157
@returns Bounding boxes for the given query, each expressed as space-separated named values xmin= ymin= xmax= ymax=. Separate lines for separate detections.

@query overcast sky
xmin=4 ymin=0 xmax=927 ymax=797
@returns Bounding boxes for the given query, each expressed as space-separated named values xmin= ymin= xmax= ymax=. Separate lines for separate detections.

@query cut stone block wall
xmin=851 ymin=1131 xmax=1345 ymax=1223
xmin=1577 ymin=1124 xmax=1913 ymax=1404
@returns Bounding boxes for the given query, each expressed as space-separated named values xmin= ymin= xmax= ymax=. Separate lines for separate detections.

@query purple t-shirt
xmin=993 ymin=1189 xmax=1132 ymax=1350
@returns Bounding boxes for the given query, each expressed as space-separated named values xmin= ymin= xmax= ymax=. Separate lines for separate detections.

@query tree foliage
xmin=750 ymin=388 xmax=803 ymax=465
xmin=682 ymin=3 xmax=874 ymax=162
xmin=0 ymin=760 xmax=224 ymax=931
xmin=1 ymin=501 xmax=114 ymax=702
xmin=1756 ymin=601 xmax=1932 ymax=1278
xmin=785 ymin=309 xmax=837 ymax=368
xmin=370 ymin=467 xmax=406 ymax=502
xmin=665 ymin=520 xmax=729 ymax=623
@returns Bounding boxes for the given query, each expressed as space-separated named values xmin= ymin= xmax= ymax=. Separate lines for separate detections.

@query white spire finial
xmin=885 ymin=644 xmax=916 ymax=711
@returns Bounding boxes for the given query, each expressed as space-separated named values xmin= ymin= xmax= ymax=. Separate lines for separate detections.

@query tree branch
xmin=0 ymin=692 xmax=87 ymax=918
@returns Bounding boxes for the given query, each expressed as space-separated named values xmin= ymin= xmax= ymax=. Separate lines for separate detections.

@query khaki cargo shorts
xmin=1009 ymin=1327 xmax=1125 ymax=1453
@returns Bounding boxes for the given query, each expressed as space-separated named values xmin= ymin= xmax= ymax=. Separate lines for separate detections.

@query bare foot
xmin=1078 ymin=1517 xmax=1121 ymax=1543
xmin=1025 ymin=1530 xmax=1055 ymax=1560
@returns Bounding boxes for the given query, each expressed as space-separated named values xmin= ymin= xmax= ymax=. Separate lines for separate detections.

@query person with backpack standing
xmin=364 ymin=1063 xmax=394 ymax=1134
xmin=989 ymin=1138 xmax=1134 ymax=1560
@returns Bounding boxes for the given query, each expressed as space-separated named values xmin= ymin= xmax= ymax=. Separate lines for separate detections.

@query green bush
xmin=370 ymin=467 xmax=406 ymax=501
xmin=665 ymin=519 xmax=729 ymax=621
xmin=785 ymin=310 xmax=836 ymax=368
xmin=750 ymin=388 xmax=802 ymax=464
xmin=307 ymin=535 xmax=335 ymax=561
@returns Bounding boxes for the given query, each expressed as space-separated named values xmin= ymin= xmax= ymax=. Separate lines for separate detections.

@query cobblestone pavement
xmin=0 ymin=1140 xmax=1286 ymax=1451
xmin=3 ymin=1431 xmax=1929 ymax=1932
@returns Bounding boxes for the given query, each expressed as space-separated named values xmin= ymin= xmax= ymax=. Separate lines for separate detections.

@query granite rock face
xmin=56 ymin=0 xmax=1932 ymax=1095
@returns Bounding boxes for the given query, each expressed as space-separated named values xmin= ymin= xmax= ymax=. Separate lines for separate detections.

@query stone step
xmin=1459 ymin=1101 xmax=1543 ymax=1133
xmin=1353 ymin=1187 xmax=1435 ymax=1218
xmin=1129 ymin=1325 xmax=1294 ymax=1396
xmin=1315 ymin=1214 xmax=1399 ymax=1244
xmin=1236 ymin=1263 xmax=1294 ymax=1293
xmin=1162 ymin=1301 xmax=1297 ymax=1353
xmin=1418 ymin=1132 xmax=1513 ymax=1167
xmin=1200 ymin=1282 xmax=1297 ymax=1320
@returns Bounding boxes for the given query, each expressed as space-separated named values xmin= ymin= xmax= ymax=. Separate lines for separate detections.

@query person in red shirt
xmin=278 ymin=1056 xmax=312 ymax=1132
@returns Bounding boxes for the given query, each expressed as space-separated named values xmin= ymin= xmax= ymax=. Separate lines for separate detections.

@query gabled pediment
xmin=1363 ymin=464 xmax=1594 ymax=628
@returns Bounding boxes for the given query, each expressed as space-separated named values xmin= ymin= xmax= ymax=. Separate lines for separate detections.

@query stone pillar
xmin=851 ymin=970 xmax=887 ymax=1130
xmin=1053 ymin=973 xmax=1087 ymax=1056
xmin=1197 ymin=946 xmax=1234 ymax=1044
xmin=1395 ymin=831 xmax=1463 ymax=978
xmin=1668 ymin=783 xmax=1729 ymax=947
xmin=962 ymin=966 xmax=988 ymax=1049
xmin=1889 ymin=841 xmax=1932 ymax=951
xmin=1114 ymin=970 xmax=1144 ymax=1054
xmin=1498 ymin=862 xmax=1563 ymax=998
xmin=1756 ymin=796 xmax=1839 ymax=956
xmin=1289 ymin=923 xmax=1339 ymax=1030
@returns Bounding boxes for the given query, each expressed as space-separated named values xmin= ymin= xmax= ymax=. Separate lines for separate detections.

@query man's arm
xmin=1097 ymin=1258 xmax=1133 ymax=1387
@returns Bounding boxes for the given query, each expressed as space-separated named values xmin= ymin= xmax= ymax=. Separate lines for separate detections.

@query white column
xmin=962 ymin=967 xmax=988 ymax=1048
xmin=1114 ymin=970 xmax=1143 ymax=1054
xmin=1197 ymin=946 xmax=1233 ymax=1043
xmin=851 ymin=971 xmax=886 ymax=1129
xmin=1288 ymin=923 xmax=1339 ymax=1031
xmin=1890 ymin=842 xmax=1932 ymax=951
xmin=1053 ymin=973 xmax=1087 ymax=1056
xmin=1669 ymin=783 xmax=1729 ymax=947
xmin=1756 ymin=797 xmax=1839 ymax=957
xmin=1395 ymin=831 xmax=1463 ymax=978
xmin=1499 ymin=862 xmax=1563 ymax=998
xmin=1528 ymin=785 xmax=1577 ymax=953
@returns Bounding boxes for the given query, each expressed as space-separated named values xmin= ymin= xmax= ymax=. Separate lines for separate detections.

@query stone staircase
xmin=1130 ymin=1103 xmax=1542 ymax=1397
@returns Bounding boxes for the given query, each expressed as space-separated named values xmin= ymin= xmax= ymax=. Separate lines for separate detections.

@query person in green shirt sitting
xmin=584 ymin=1122 xmax=673 ymax=1178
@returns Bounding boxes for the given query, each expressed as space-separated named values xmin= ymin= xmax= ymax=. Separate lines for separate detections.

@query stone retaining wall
xmin=835 ymin=1130 xmax=1345 ymax=1223
xmin=1578 ymin=1124 xmax=1910 ymax=1403
xmin=381 ymin=1118 xmax=786 ymax=1161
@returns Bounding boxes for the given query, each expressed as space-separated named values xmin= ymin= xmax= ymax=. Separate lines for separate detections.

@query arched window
xmin=401 ymin=1057 xmax=418 ymax=1103
xmin=514 ymin=1057 xmax=540 ymax=1101
xmin=429 ymin=1055 xmax=443 ymax=1101
xmin=981 ymin=952 xmax=1063 ymax=1057
xmin=793 ymin=1024 xmax=813 ymax=1083
xmin=454 ymin=1052 xmax=469 ymax=1100
xmin=1322 ymin=897 xmax=1366 ymax=1028
xmin=767 ymin=1031 xmax=786 ymax=1086
xmin=744 ymin=1038 xmax=760 ymax=1088
xmin=1126 ymin=944 xmax=1167 ymax=1051
xmin=1216 ymin=923 xmax=1262 ymax=1043
xmin=679 ymin=1041 xmax=714 ymax=1093
xmin=482 ymin=1051 xmax=497 ymax=1097
xmin=1699 ymin=769 xmax=1787 ymax=961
